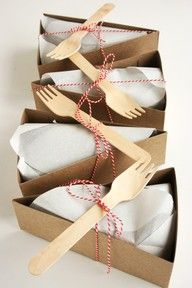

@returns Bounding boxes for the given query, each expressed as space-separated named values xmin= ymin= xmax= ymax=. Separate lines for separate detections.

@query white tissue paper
xmin=10 ymin=123 xmax=156 ymax=180
xmin=41 ymin=67 xmax=165 ymax=109
xmin=39 ymin=15 xmax=147 ymax=64
xmin=30 ymin=183 xmax=176 ymax=258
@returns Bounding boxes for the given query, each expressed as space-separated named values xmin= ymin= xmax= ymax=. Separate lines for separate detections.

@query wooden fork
xmin=69 ymin=52 xmax=145 ymax=119
xmin=46 ymin=4 xmax=145 ymax=119
xmin=47 ymin=3 xmax=115 ymax=59
xmin=47 ymin=53 xmax=145 ymax=119
xmin=36 ymin=85 xmax=151 ymax=162
xmin=29 ymin=160 xmax=157 ymax=275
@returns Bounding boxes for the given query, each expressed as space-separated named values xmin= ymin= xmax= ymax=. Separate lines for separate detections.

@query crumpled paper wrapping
xmin=31 ymin=183 xmax=176 ymax=258
xmin=39 ymin=15 xmax=147 ymax=64
xmin=10 ymin=123 xmax=156 ymax=180
xmin=41 ymin=66 xmax=165 ymax=109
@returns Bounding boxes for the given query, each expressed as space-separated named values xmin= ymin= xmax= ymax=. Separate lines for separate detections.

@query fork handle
xmin=71 ymin=3 xmax=115 ymax=40
xmin=70 ymin=52 xmax=123 ymax=97
xmin=28 ymin=191 xmax=119 ymax=276
xmin=66 ymin=98 xmax=149 ymax=160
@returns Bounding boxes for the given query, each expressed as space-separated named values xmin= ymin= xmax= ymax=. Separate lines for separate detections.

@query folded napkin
xmin=30 ymin=183 xmax=176 ymax=258
xmin=41 ymin=67 xmax=165 ymax=109
xmin=10 ymin=123 xmax=156 ymax=180
xmin=39 ymin=15 xmax=147 ymax=64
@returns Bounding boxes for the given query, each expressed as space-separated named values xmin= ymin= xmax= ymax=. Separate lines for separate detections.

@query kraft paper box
xmin=17 ymin=109 xmax=167 ymax=197
xmin=32 ymin=50 xmax=166 ymax=131
xmin=13 ymin=168 xmax=178 ymax=288
xmin=38 ymin=14 xmax=159 ymax=77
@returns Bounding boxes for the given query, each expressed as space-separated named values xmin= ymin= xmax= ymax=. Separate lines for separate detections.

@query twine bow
xmin=66 ymin=179 xmax=123 ymax=273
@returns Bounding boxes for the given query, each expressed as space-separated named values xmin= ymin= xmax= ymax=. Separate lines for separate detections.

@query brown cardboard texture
xmin=32 ymin=50 xmax=166 ymax=130
xmin=38 ymin=14 xmax=159 ymax=77
xmin=13 ymin=168 xmax=178 ymax=288
xmin=18 ymin=109 xmax=167 ymax=196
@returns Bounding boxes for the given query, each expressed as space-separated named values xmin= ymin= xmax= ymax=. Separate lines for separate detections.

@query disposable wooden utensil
xmin=69 ymin=52 xmax=145 ymax=118
xmin=46 ymin=4 xmax=145 ymax=119
xmin=47 ymin=3 xmax=115 ymax=59
xmin=29 ymin=160 xmax=157 ymax=275
xmin=49 ymin=52 xmax=145 ymax=119
xmin=36 ymin=85 xmax=151 ymax=162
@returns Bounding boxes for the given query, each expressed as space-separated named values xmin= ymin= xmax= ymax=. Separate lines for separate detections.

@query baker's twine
xmin=65 ymin=179 xmax=123 ymax=273
xmin=43 ymin=22 xmax=152 ymax=36
xmin=65 ymin=22 xmax=120 ymax=273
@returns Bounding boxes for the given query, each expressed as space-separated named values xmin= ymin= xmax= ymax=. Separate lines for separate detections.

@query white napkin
xmin=39 ymin=15 xmax=147 ymax=64
xmin=41 ymin=67 xmax=165 ymax=109
xmin=30 ymin=183 xmax=176 ymax=258
xmin=10 ymin=123 xmax=156 ymax=180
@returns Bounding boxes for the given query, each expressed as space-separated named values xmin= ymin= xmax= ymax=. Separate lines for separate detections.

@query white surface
xmin=0 ymin=0 xmax=192 ymax=287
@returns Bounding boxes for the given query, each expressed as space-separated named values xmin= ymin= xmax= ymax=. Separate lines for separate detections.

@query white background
xmin=0 ymin=0 xmax=192 ymax=287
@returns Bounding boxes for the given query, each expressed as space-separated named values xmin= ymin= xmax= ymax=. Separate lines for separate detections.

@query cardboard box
xmin=13 ymin=168 xmax=177 ymax=288
xmin=32 ymin=50 xmax=166 ymax=131
xmin=18 ymin=109 xmax=167 ymax=196
xmin=38 ymin=14 xmax=159 ymax=77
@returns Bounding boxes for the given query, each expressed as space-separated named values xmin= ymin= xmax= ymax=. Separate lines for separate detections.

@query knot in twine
xmin=65 ymin=179 xmax=123 ymax=273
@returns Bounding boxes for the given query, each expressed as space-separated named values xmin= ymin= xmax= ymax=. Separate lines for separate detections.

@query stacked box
xmin=11 ymin=12 xmax=177 ymax=288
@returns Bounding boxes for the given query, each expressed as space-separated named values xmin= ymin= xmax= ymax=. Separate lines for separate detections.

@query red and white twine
xmin=59 ymin=21 xmax=121 ymax=272
xmin=43 ymin=22 xmax=152 ymax=36
xmin=52 ymin=78 xmax=165 ymax=89
xmin=73 ymin=21 xmax=116 ymax=181
xmin=42 ymin=22 xmax=162 ymax=272
xmin=65 ymin=179 xmax=123 ymax=273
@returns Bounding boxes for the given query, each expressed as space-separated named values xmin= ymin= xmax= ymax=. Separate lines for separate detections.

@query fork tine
xmin=48 ymin=52 xmax=57 ymax=58
xmin=47 ymin=50 xmax=57 ymax=57
xmin=38 ymin=89 xmax=52 ymax=101
xmin=50 ymin=55 xmax=58 ymax=59
xmin=124 ymin=112 xmax=133 ymax=119
xmin=53 ymin=46 xmax=64 ymax=57
xmin=50 ymin=42 xmax=70 ymax=60
xmin=56 ymin=56 xmax=64 ymax=60
xmin=52 ymin=55 xmax=63 ymax=60
xmin=128 ymin=111 xmax=138 ymax=118
xmin=47 ymin=43 xmax=62 ymax=57
xmin=130 ymin=159 xmax=145 ymax=171
xmin=136 ymin=161 xmax=151 ymax=173
xmin=145 ymin=166 xmax=158 ymax=180
xmin=132 ymin=109 xmax=142 ymax=116
xmin=136 ymin=106 xmax=145 ymax=113
xmin=47 ymin=84 xmax=61 ymax=96
xmin=143 ymin=163 xmax=155 ymax=176
xmin=43 ymin=87 xmax=57 ymax=99
xmin=36 ymin=91 xmax=49 ymax=103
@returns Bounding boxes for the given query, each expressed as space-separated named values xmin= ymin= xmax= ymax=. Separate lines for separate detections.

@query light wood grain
xmin=47 ymin=3 xmax=115 ymax=59
xmin=46 ymin=3 xmax=145 ymax=119
xmin=36 ymin=85 xmax=151 ymax=162
xmin=69 ymin=52 xmax=145 ymax=118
